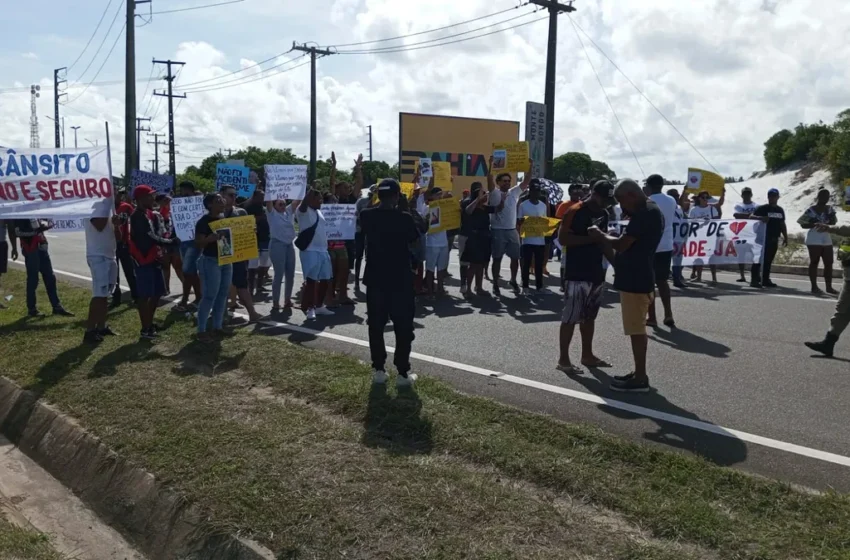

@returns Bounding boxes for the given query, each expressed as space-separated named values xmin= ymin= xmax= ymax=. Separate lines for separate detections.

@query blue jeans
xmin=197 ymin=255 xmax=233 ymax=333
xmin=24 ymin=248 xmax=61 ymax=312
xmin=180 ymin=241 xmax=200 ymax=275
xmin=269 ymin=239 xmax=296 ymax=306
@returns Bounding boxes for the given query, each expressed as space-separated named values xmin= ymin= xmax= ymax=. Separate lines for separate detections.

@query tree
xmin=825 ymin=109 xmax=850 ymax=183
xmin=551 ymin=152 xmax=616 ymax=183
xmin=357 ymin=160 xmax=392 ymax=187
xmin=764 ymin=129 xmax=794 ymax=170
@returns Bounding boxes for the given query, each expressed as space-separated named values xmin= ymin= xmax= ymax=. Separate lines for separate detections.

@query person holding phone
xmin=194 ymin=193 xmax=233 ymax=340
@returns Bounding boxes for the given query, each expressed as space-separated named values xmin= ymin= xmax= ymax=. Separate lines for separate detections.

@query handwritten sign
xmin=210 ymin=215 xmax=258 ymax=265
xmin=264 ymin=164 xmax=307 ymax=201
xmin=492 ymin=141 xmax=529 ymax=173
xmin=520 ymin=216 xmax=560 ymax=238
xmin=131 ymin=169 xmax=173 ymax=194
xmin=216 ymin=163 xmax=251 ymax=192
xmin=47 ymin=218 xmax=85 ymax=232
xmin=432 ymin=161 xmax=452 ymax=189
xmin=171 ymin=195 xmax=205 ymax=241
xmin=323 ymin=204 xmax=357 ymax=241
xmin=427 ymin=197 xmax=461 ymax=233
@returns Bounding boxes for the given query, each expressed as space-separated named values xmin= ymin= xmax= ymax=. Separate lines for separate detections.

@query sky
xmin=1 ymin=0 xmax=849 ymax=182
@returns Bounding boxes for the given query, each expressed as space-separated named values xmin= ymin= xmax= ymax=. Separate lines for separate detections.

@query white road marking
xmin=11 ymin=262 xmax=845 ymax=469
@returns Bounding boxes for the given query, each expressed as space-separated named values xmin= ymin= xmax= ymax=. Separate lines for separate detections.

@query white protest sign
xmin=419 ymin=158 xmax=433 ymax=178
xmin=46 ymin=217 xmax=85 ymax=232
xmin=171 ymin=195 xmax=205 ymax=241
xmin=264 ymin=164 xmax=307 ymax=201
xmin=323 ymin=204 xmax=357 ymax=241
xmin=0 ymin=147 xmax=114 ymax=219
xmin=610 ymin=219 xmax=763 ymax=266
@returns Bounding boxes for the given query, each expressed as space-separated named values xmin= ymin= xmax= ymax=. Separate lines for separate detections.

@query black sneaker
xmin=492 ymin=284 xmax=501 ymax=296
xmin=805 ymin=333 xmax=838 ymax=357
xmin=610 ymin=376 xmax=650 ymax=393
xmin=140 ymin=328 xmax=158 ymax=340
xmin=762 ymin=281 xmax=778 ymax=288
xmin=750 ymin=282 xmax=763 ymax=289
xmin=98 ymin=325 xmax=118 ymax=337
xmin=53 ymin=307 xmax=75 ymax=317
xmin=613 ymin=372 xmax=635 ymax=383
xmin=83 ymin=330 xmax=104 ymax=344
xmin=28 ymin=309 xmax=45 ymax=318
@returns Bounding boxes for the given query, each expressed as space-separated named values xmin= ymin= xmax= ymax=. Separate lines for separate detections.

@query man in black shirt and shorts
xmin=589 ymin=179 xmax=664 ymax=393
xmin=750 ymin=188 xmax=788 ymax=288
xmin=556 ymin=181 xmax=617 ymax=375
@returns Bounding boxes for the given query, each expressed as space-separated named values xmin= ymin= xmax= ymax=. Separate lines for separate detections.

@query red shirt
xmin=116 ymin=202 xmax=134 ymax=245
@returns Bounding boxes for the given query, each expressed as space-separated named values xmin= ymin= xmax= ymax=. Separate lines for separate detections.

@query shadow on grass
xmin=362 ymin=382 xmax=433 ymax=456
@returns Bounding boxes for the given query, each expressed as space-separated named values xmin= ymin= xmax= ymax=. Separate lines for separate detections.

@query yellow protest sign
xmin=432 ymin=161 xmax=453 ymax=189
xmin=520 ymin=216 xmax=561 ymax=238
xmin=492 ymin=141 xmax=529 ymax=173
xmin=210 ymin=215 xmax=259 ymax=265
xmin=685 ymin=168 xmax=725 ymax=197
xmin=427 ymin=197 xmax=461 ymax=233
xmin=843 ymin=179 xmax=850 ymax=211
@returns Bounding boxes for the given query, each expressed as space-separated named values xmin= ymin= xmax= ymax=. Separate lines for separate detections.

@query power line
xmin=140 ymin=61 xmax=157 ymax=116
xmin=68 ymin=0 xmax=115 ymax=71
xmin=177 ymin=55 xmax=311 ymax=93
xmin=175 ymin=48 xmax=295 ymax=89
xmin=568 ymin=16 xmax=644 ymax=179
xmin=149 ymin=0 xmax=244 ymax=15
xmin=335 ymin=9 xmax=539 ymax=54
xmin=65 ymin=21 xmax=127 ymax=105
xmin=338 ymin=16 xmax=548 ymax=55
xmin=176 ymin=53 xmax=304 ymax=93
xmin=326 ymin=2 xmax=529 ymax=48
xmin=0 ymin=77 xmax=158 ymax=96
xmin=68 ymin=0 xmax=125 ymax=84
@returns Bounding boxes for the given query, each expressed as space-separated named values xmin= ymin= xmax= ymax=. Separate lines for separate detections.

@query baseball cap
xmin=768 ymin=188 xmax=780 ymax=196
xmin=133 ymin=185 xmax=155 ymax=200
xmin=376 ymin=178 xmax=400 ymax=195
xmin=646 ymin=174 xmax=664 ymax=188
xmin=592 ymin=180 xmax=617 ymax=205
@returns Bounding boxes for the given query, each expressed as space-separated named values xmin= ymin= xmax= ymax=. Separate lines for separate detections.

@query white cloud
xmin=1 ymin=0 xmax=849 ymax=186
xmin=21 ymin=52 xmax=38 ymax=61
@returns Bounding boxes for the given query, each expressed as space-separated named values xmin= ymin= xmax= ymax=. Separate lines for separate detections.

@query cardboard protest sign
xmin=0 ymin=147 xmax=114 ymax=219
xmin=520 ymin=216 xmax=561 ymax=238
xmin=216 ymin=163 xmax=251 ymax=192
xmin=491 ymin=141 xmax=529 ymax=173
xmin=171 ymin=195 xmax=205 ymax=241
xmin=611 ymin=219 xmax=762 ymax=265
xmin=432 ymin=161 xmax=452 ymax=189
xmin=131 ymin=169 xmax=173 ymax=194
xmin=323 ymin=204 xmax=357 ymax=241
xmin=210 ymin=215 xmax=258 ymax=265
xmin=46 ymin=218 xmax=84 ymax=232
xmin=685 ymin=168 xmax=725 ymax=197
xmin=264 ymin=164 xmax=307 ymax=201
xmin=427 ymin=197 xmax=461 ymax=233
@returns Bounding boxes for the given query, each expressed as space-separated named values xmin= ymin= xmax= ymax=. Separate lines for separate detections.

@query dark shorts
xmin=654 ymin=251 xmax=673 ymax=284
xmin=134 ymin=263 xmax=166 ymax=299
xmin=0 ymin=241 xmax=7 ymax=274
xmin=461 ymin=232 xmax=491 ymax=265
xmin=232 ymin=261 xmax=248 ymax=289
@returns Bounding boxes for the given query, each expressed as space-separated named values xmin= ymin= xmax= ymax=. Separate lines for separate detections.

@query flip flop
xmin=580 ymin=358 xmax=612 ymax=368
xmin=556 ymin=363 xmax=584 ymax=375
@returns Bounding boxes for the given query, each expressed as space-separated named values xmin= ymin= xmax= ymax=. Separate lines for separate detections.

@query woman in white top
xmin=800 ymin=188 xmax=838 ymax=294
xmin=295 ymin=189 xmax=334 ymax=320
xmin=266 ymin=198 xmax=300 ymax=312
xmin=517 ymin=180 xmax=549 ymax=294
xmin=687 ymin=190 xmax=724 ymax=284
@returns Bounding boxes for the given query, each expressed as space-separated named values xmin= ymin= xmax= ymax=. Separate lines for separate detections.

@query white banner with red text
xmin=0 ymin=147 xmax=114 ymax=219
xmin=610 ymin=219 xmax=763 ymax=265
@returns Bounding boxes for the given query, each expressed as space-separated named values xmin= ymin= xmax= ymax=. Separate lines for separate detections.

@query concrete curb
xmin=715 ymin=264 xmax=844 ymax=279
xmin=0 ymin=376 xmax=275 ymax=560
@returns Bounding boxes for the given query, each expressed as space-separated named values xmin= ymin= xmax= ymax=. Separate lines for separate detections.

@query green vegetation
xmin=763 ymin=109 xmax=850 ymax=182
xmin=551 ymin=151 xmax=616 ymax=183
xmin=1 ymin=269 xmax=850 ymax=559
xmin=0 ymin=518 xmax=63 ymax=560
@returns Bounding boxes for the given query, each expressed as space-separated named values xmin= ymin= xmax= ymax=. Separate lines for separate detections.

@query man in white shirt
xmin=487 ymin=157 xmax=532 ymax=295
xmin=645 ymin=175 xmax=677 ymax=327
xmin=733 ymin=187 xmax=758 ymax=283
xmin=84 ymin=213 xmax=120 ymax=343
xmin=517 ymin=180 xmax=549 ymax=295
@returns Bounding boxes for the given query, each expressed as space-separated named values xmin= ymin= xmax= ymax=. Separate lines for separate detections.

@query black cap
xmin=377 ymin=178 xmax=400 ymax=195
xmin=646 ymin=174 xmax=664 ymax=188
xmin=592 ymin=180 xmax=616 ymax=204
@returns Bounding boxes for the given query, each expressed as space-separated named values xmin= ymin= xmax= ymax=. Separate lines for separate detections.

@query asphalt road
xmin=15 ymin=231 xmax=850 ymax=491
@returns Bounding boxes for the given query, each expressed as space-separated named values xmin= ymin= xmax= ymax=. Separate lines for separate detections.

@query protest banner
xmin=0 ymin=147 xmax=114 ymax=219
xmin=432 ymin=161 xmax=452 ymax=189
xmin=491 ymin=141 xmax=529 ymax=173
xmin=210 ymin=215 xmax=258 ymax=265
xmin=610 ymin=219 xmax=763 ymax=265
xmin=264 ymin=164 xmax=307 ymax=200
xmin=216 ymin=163 xmax=251 ymax=193
xmin=427 ymin=197 xmax=461 ymax=233
xmin=131 ymin=169 xmax=173 ymax=194
xmin=171 ymin=195 xmax=205 ymax=241
xmin=525 ymin=102 xmax=546 ymax=179
xmin=46 ymin=218 xmax=84 ymax=232
xmin=685 ymin=168 xmax=725 ymax=197
xmin=843 ymin=179 xmax=850 ymax=211
xmin=323 ymin=204 xmax=357 ymax=241
xmin=520 ymin=216 xmax=561 ymax=238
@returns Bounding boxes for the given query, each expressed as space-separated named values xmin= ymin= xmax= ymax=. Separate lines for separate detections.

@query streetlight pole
xmin=70 ymin=126 xmax=81 ymax=149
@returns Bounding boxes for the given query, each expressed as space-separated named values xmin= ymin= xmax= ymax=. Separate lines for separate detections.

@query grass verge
xmin=0 ymin=517 xmax=62 ymax=560
xmin=0 ymin=268 xmax=848 ymax=559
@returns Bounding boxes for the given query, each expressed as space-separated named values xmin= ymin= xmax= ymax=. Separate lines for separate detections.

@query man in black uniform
xmin=360 ymin=179 xmax=421 ymax=388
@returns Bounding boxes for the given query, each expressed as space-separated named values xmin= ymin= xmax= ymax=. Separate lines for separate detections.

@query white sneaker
xmin=315 ymin=306 xmax=335 ymax=316
xmin=396 ymin=373 xmax=418 ymax=388
xmin=372 ymin=369 xmax=388 ymax=384
xmin=306 ymin=308 xmax=317 ymax=320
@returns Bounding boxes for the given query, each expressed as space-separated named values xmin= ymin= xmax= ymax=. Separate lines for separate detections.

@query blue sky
xmin=2 ymin=0 xmax=849 ymax=182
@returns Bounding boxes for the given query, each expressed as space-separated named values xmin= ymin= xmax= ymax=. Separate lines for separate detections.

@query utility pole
xmin=367 ymin=125 xmax=373 ymax=161
xmin=125 ymin=1 xmax=152 ymax=181
xmin=528 ymin=0 xmax=575 ymax=178
xmin=45 ymin=116 xmax=65 ymax=148
xmin=153 ymin=60 xmax=186 ymax=182
xmin=147 ymin=133 xmax=167 ymax=174
xmin=30 ymin=85 xmax=41 ymax=149
xmin=292 ymin=42 xmax=335 ymax=184
xmin=148 ymin=159 xmax=158 ymax=172
xmin=53 ymin=68 xmax=66 ymax=148
xmin=135 ymin=116 xmax=150 ymax=168
xmin=70 ymin=125 xmax=80 ymax=149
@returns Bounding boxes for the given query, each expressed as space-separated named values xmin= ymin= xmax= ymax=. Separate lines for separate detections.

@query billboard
xmin=399 ymin=113 xmax=520 ymax=197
